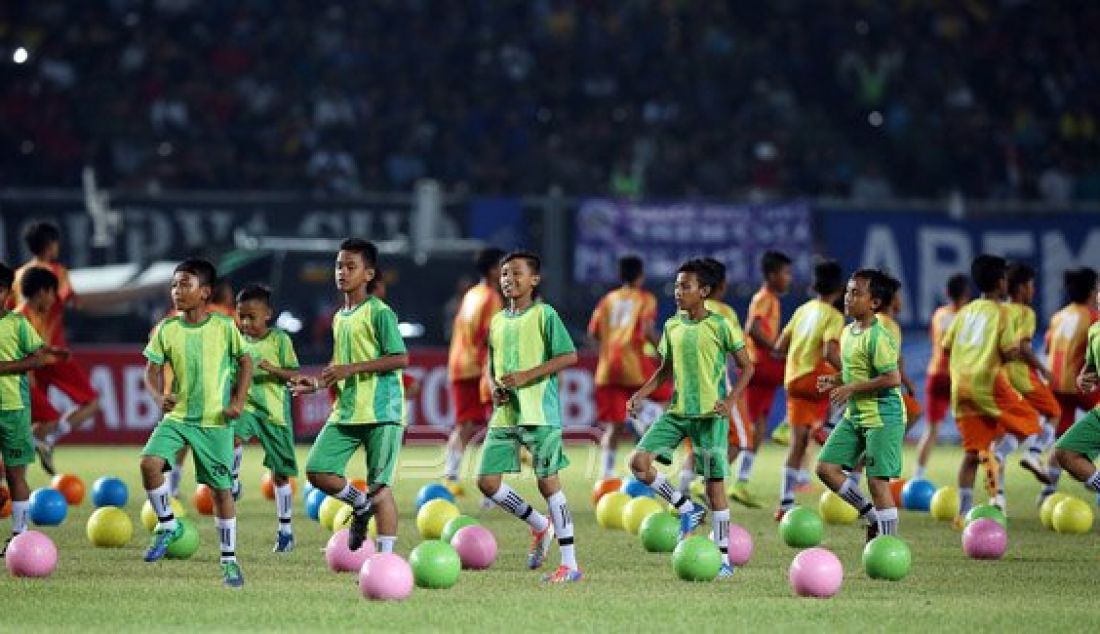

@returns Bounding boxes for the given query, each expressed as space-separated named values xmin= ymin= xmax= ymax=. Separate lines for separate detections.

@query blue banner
xmin=574 ymin=199 xmax=813 ymax=286
xmin=820 ymin=209 xmax=1100 ymax=327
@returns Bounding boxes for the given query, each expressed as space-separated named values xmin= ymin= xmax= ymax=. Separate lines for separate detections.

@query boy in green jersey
xmin=477 ymin=251 xmax=581 ymax=584
xmin=1053 ymin=289 xmax=1100 ymax=497
xmin=628 ymin=258 xmax=754 ymax=579
xmin=293 ymin=239 xmax=408 ymax=555
xmin=140 ymin=259 xmax=253 ymax=588
xmin=233 ymin=284 xmax=300 ymax=553
xmin=816 ymin=269 xmax=905 ymax=541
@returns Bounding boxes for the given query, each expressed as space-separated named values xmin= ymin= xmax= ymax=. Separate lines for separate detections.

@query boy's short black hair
xmin=812 ymin=260 xmax=844 ymax=296
xmin=236 ymin=283 xmax=271 ymax=306
xmin=946 ymin=274 xmax=970 ymax=302
xmin=701 ymin=257 xmax=727 ymax=289
xmin=23 ymin=222 xmax=61 ymax=256
xmin=971 ymin=254 xmax=1007 ymax=293
xmin=1065 ymin=267 xmax=1099 ymax=304
xmin=20 ymin=267 xmax=59 ymax=299
xmin=0 ymin=263 xmax=15 ymax=290
xmin=174 ymin=258 xmax=217 ymax=288
xmin=762 ymin=250 xmax=793 ymax=277
xmin=1007 ymin=262 xmax=1036 ymax=295
xmin=619 ymin=256 xmax=644 ymax=284
xmin=852 ymin=268 xmax=894 ymax=310
xmin=476 ymin=247 xmax=507 ymax=278
xmin=501 ymin=250 xmax=541 ymax=273
xmin=678 ymin=258 xmax=722 ymax=293
xmin=339 ymin=238 xmax=379 ymax=268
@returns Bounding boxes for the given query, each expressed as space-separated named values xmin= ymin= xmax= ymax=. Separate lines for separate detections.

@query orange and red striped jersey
xmin=10 ymin=261 xmax=73 ymax=347
xmin=744 ymin=286 xmax=781 ymax=365
xmin=926 ymin=304 xmax=958 ymax=377
xmin=447 ymin=283 xmax=503 ymax=382
xmin=588 ymin=287 xmax=658 ymax=387
xmin=1046 ymin=303 xmax=1099 ymax=393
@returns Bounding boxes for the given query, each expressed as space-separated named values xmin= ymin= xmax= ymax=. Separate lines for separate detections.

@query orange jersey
xmin=781 ymin=299 xmax=844 ymax=386
xmin=1046 ymin=303 xmax=1099 ymax=393
xmin=447 ymin=283 xmax=502 ymax=382
xmin=926 ymin=305 xmax=958 ymax=377
xmin=588 ymin=287 xmax=657 ymax=387
xmin=744 ymin=287 xmax=781 ymax=364
xmin=943 ymin=298 xmax=1017 ymax=418
xmin=10 ymin=261 xmax=73 ymax=347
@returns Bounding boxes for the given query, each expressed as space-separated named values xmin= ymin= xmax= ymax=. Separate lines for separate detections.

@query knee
xmin=815 ymin=462 xmax=833 ymax=482
xmin=477 ymin=477 xmax=499 ymax=498
xmin=272 ymin=473 xmax=289 ymax=486
xmin=1052 ymin=448 xmax=1071 ymax=470
xmin=628 ymin=451 xmax=650 ymax=475
xmin=306 ymin=472 xmax=327 ymax=490
xmin=139 ymin=456 xmax=163 ymax=477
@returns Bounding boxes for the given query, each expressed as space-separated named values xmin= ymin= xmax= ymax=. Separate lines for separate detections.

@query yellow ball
xmin=87 ymin=506 xmax=133 ymax=547
xmin=1040 ymin=492 xmax=1070 ymax=530
xmin=416 ymin=498 xmax=460 ymax=539
xmin=319 ymin=496 xmax=349 ymax=531
xmin=1052 ymin=496 xmax=1094 ymax=534
xmin=332 ymin=504 xmax=378 ymax=536
xmin=818 ymin=490 xmax=858 ymax=525
xmin=929 ymin=486 xmax=960 ymax=521
xmin=140 ymin=498 xmax=186 ymax=532
xmin=622 ymin=497 xmax=663 ymax=535
xmin=596 ymin=492 xmax=630 ymax=530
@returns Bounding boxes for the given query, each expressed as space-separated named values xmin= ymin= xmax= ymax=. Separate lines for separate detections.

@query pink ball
xmin=727 ymin=524 xmax=753 ymax=566
xmin=5 ymin=531 xmax=58 ymax=578
xmin=358 ymin=553 xmax=414 ymax=601
xmin=451 ymin=525 xmax=497 ymax=570
xmin=962 ymin=518 xmax=1007 ymax=560
xmin=789 ymin=547 xmax=843 ymax=598
xmin=326 ymin=528 xmax=376 ymax=573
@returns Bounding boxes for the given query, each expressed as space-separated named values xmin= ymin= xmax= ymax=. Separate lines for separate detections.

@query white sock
xmin=147 ymin=482 xmax=177 ymax=531
xmin=11 ymin=500 xmax=29 ymax=534
xmin=876 ymin=507 xmax=899 ymax=535
xmin=737 ymin=451 xmax=755 ymax=482
xmin=1042 ymin=467 xmax=1063 ymax=495
xmin=846 ymin=470 xmax=863 ymax=487
xmin=601 ymin=446 xmax=617 ymax=479
xmin=231 ymin=445 xmax=244 ymax=480
xmin=959 ymin=487 xmax=974 ymax=517
xmin=45 ymin=408 xmax=76 ymax=444
xmin=837 ymin=479 xmax=874 ymax=518
xmin=780 ymin=467 xmax=797 ymax=508
xmin=377 ymin=536 xmax=397 ymax=554
xmin=333 ymin=482 xmax=369 ymax=511
xmin=994 ymin=435 xmax=1018 ymax=464
xmin=797 ymin=469 xmax=811 ymax=486
xmin=914 ymin=465 xmax=927 ymax=480
xmin=216 ymin=517 xmax=237 ymax=562
xmin=1033 ymin=423 xmax=1056 ymax=454
xmin=651 ymin=472 xmax=696 ymax=516
xmin=168 ymin=467 xmax=182 ymax=498
xmin=490 ymin=484 xmax=549 ymax=532
xmin=275 ymin=483 xmax=293 ymax=534
xmin=1086 ymin=472 xmax=1100 ymax=493
xmin=547 ymin=491 xmax=577 ymax=570
xmin=678 ymin=467 xmax=695 ymax=495
xmin=712 ymin=509 xmax=730 ymax=566
xmin=444 ymin=447 xmax=463 ymax=481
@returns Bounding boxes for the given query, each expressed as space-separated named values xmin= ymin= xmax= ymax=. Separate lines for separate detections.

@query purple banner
xmin=573 ymin=199 xmax=813 ymax=286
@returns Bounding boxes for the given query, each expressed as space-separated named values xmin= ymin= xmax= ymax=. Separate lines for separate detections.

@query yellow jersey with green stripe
xmin=243 ymin=328 xmax=299 ymax=425
xmin=488 ymin=302 xmax=575 ymax=427
xmin=782 ymin=299 xmax=844 ymax=385
xmin=942 ymin=298 xmax=1017 ymax=417
xmin=705 ymin=299 xmax=742 ymax=330
xmin=1004 ymin=302 xmax=1038 ymax=394
xmin=327 ymin=296 xmax=407 ymax=425
xmin=143 ymin=313 xmax=244 ymax=427
xmin=660 ymin=311 xmax=745 ymax=418
xmin=0 ymin=311 xmax=44 ymax=411
xmin=840 ymin=319 xmax=904 ymax=428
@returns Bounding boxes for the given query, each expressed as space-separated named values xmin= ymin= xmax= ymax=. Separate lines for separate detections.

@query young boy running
xmin=139 ymin=259 xmax=253 ymax=587
xmin=816 ymin=269 xmax=905 ymax=541
xmin=293 ymin=239 xmax=408 ymax=556
xmin=232 ymin=284 xmax=300 ymax=553
xmin=477 ymin=251 xmax=582 ymax=583
xmin=628 ymin=258 xmax=754 ymax=579
xmin=1051 ymin=296 xmax=1100 ymax=500
xmin=915 ymin=274 xmax=970 ymax=480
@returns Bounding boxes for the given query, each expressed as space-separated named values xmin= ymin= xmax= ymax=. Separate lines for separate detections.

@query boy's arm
xmin=1017 ymin=337 xmax=1051 ymax=380
xmin=827 ymin=369 xmax=902 ymax=407
xmin=0 ymin=348 xmax=47 ymax=375
xmin=747 ymin=320 xmax=775 ymax=351
xmin=628 ymin=355 xmax=673 ymax=416
xmin=772 ymin=330 xmax=790 ymax=358
xmin=143 ymin=360 xmax=176 ymax=412
xmin=823 ymin=339 xmax=842 ymax=370
xmin=260 ymin=360 xmax=299 ymax=383
xmin=498 ymin=352 xmax=577 ymax=389
xmin=226 ymin=354 xmax=253 ymax=418
xmin=321 ymin=353 xmax=409 ymax=387
xmin=715 ymin=348 xmax=754 ymax=415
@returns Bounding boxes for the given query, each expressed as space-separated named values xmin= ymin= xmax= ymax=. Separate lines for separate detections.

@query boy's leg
xmin=631 ymin=414 xmax=704 ymax=537
xmin=863 ymin=420 xmax=904 ymax=536
xmin=256 ymin=420 xmax=299 ymax=551
xmin=1053 ymin=410 xmax=1100 ymax=493
xmin=1 ymin=409 xmax=34 ymax=552
xmin=169 ymin=448 xmax=187 ymax=498
xmin=689 ymin=414 xmax=734 ymax=574
xmin=187 ymin=426 xmax=243 ymax=587
xmin=816 ymin=418 xmax=879 ymax=535
xmin=521 ymin=426 xmax=580 ymax=580
xmin=306 ymin=423 xmax=373 ymax=550
xmin=445 ymin=379 xmax=491 ymax=496
xmin=362 ymin=423 xmax=404 ymax=554
xmin=476 ymin=427 xmax=553 ymax=569
xmin=139 ymin=422 xmax=188 ymax=561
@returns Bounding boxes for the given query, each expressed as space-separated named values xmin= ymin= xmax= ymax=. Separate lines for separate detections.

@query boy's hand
xmin=498 ymin=370 xmax=531 ymax=389
xmin=817 ymin=374 xmax=841 ymax=393
xmin=321 ymin=364 xmax=353 ymax=386
xmin=224 ymin=400 xmax=243 ymax=420
xmin=491 ymin=385 xmax=510 ymax=407
xmin=1078 ymin=372 xmax=1099 ymax=394
xmin=258 ymin=359 xmax=275 ymax=373
xmin=289 ymin=375 xmax=320 ymax=396
xmin=713 ymin=398 xmax=735 ymax=417
xmin=43 ymin=346 xmax=71 ymax=362
xmin=156 ymin=393 xmax=179 ymax=413
xmin=827 ymin=384 xmax=855 ymax=408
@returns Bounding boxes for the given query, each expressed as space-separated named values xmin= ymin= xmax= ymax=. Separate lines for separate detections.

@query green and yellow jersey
xmin=327 ymin=295 xmax=407 ymax=425
xmin=0 ymin=311 xmax=44 ymax=410
xmin=488 ymin=302 xmax=575 ymax=427
xmin=243 ymin=327 xmax=299 ymax=425
xmin=839 ymin=319 xmax=904 ymax=428
xmin=660 ymin=311 xmax=745 ymax=418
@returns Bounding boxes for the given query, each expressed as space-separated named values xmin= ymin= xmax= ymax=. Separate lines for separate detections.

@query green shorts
xmin=1055 ymin=409 xmax=1100 ymax=462
xmin=818 ymin=417 xmax=904 ymax=479
xmin=0 ymin=409 xmax=34 ymax=468
xmin=233 ymin=410 xmax=298 ymax=477
xmin=142 ymin=419 xmax=234 ymax=489
xmin=637 ymin=413 xmax=728 ymax=480
xmin=305 ymin=422 xmax=403 ymax=487
xmin=478 ymin=425 xmax=569 ymax=478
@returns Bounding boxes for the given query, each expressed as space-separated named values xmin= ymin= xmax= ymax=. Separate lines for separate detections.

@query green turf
xmin=3 ymin=443 xmax=1099 ymax=632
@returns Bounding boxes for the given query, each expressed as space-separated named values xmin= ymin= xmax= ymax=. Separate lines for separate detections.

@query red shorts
xmin=596 ymin=385 xmax=636 ymax=424
xmin=450 ymin=378 xmax=490 ymax=426
xmin=924 ymin=374 xmax=951 ymax=425
xmin=1054 ymin=391 xmax=1100 ymax=436
xmin=745 ymin=357 xmax=784 ymax=423
xmin=30 ymin=358 xmax=98 ymax=422
xmin=649 ymin=380 xmax=674 ymax=404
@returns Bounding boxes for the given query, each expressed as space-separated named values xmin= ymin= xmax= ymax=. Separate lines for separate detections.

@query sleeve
xmin=586 ymin=297 xmax=605 ymax=337
xmin=18 ymin=317 xmax=45 ymax=355
xmin=143 ymin=322 xmax=166 ymax=364
xmin=723 ymin=319 xmax=746 ymax=354
xmin=873 ymin=328 xmax=900 ymax=374
xmin=373 ymin=307 xmax=408 ymax=355
xmin=280 ymin=332 xmax=300 ymax=370
xmin=226 ymin=322 xmax=244 ymax=358
xmin=822 ymin=310 xmax=844 ymax=343
xmin=543 ymin=307 xmax=576 ymax=357
xmin=998 ymin=307 xmax=1017 ymax=354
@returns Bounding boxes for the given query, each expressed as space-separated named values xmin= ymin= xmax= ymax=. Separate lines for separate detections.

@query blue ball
xmin=29 ymin=487 xmax=68 ymax=525
xmin=901 ymin=479 xmax=937 ymax=512
xmin=415 ymin=483 xmax=455 ymax=510
xmin=622 ymin=478 xmax=656 ymax=498
xmin=303 ymin=482 xmax=316 ymax=500
xmin=91 ymin=476 xmax=129 ymax=508
xmin=305 ymin=488 xmax=327 ymax=521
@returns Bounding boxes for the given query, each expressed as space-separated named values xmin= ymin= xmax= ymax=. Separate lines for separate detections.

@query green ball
xmin=964 ymin=504 xmax=1006 ymax=528
xmin=639 ymin=512 xmax=680 ymax=553
xmin=440 ymin=515 xmax=479 ymax=544
xmin=671 ymin=535 xmax=722 ymax=582
xmin=166 ymin=518 xmax=200 ymax=559
xmin=779 ymin=506 xmax=823 ymax=548
xmin=409 ymin=540 xmax=461 ymax=589
xmin=862 ymin=535 xmax=912 ymax=581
